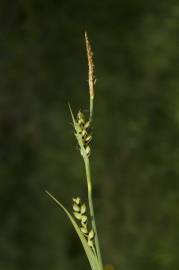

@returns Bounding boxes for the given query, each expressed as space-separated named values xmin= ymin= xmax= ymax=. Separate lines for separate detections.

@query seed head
xmin=80 ymin=203 xmax=87 ymax=214
xmin=81 ymin=226 xmax=88 ymax=234
xmin=72 ymin=197 xmax=95 ymax=250
xmin=81 ymin=215 xmax=88 ymax=223
xmin=74 ymin=212 xmax=82 ymax=220
xmin=73 ymin=204 xmax=80 ymax=212
xmin=85 ymin=145 xmax=91 ymax=157
xmin=77 ymin=111 xmax=85 ymax=126
xmin=73 ymin=197 xmax=81 ymax=205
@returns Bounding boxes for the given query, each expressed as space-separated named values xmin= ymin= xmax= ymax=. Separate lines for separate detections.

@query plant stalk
xmin=83 ymin=153 xmax=103 ymax=270
xmin=89 ymin=97 xmax=94 ymax=125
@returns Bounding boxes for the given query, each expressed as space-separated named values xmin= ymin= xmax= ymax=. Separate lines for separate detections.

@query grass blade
xmin=46 ymin=191 xmax=100 ymax=270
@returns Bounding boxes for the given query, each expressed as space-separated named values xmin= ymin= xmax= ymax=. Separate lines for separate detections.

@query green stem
xmin=89 ymin=97 xmax=94 ymax=125
xmin=83 ymin=154 xmax=103 ymax=270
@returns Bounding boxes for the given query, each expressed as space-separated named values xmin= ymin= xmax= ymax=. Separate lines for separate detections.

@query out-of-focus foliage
xmin=0 ymin=1 xmax=179 ymax=270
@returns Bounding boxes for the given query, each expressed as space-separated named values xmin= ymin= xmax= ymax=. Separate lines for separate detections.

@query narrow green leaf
xmin=68 ymin=103 xmax=76 ymax=126
xmin=46 ymin=191 xmax=100 ymax=270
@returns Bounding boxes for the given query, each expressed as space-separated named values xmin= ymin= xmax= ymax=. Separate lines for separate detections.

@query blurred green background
xmin=1 ymin=1 xmax=179 ymax=270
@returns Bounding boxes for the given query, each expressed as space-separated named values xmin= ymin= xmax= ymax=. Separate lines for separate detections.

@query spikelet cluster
xmin=72 ymin=197 xmax=95 ymax=249
xmin=75 ymin=111 xmax=92 ymax=157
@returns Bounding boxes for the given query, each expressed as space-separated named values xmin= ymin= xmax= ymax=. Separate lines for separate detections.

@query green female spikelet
xmin=72 ymin=197 xmax=96 ymax=253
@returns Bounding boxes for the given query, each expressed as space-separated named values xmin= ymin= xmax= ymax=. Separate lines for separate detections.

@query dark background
xmin=1 ymin=1 xmax=179 ymax=270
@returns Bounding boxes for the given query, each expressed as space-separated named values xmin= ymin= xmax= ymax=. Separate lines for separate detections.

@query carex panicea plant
xmin=46 ymin=33 xmax=104 ymax=270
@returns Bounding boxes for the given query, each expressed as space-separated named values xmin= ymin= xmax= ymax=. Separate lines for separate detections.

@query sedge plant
xmin=46 ymin=33 xmax=104 ymax=270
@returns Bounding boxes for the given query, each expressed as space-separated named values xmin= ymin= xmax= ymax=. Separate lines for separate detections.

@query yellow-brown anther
xmin=85 ymin=32 xmax=95 ymax=99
